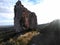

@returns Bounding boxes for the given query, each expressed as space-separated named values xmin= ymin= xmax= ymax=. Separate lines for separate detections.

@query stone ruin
xmin=14 ymin=0 xmax=37 ymax=33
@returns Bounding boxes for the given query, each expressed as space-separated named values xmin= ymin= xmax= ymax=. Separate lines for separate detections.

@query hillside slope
xmin=28 ymin=19 xmax=60 ymax=45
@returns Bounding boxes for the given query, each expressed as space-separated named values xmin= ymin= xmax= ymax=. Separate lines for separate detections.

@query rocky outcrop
xmin=14 ymin=0 xmax=37 ymax=33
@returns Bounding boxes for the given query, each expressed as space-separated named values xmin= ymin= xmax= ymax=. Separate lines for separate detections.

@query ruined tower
xmin=14 ymin=0 xmax=37 ymax=33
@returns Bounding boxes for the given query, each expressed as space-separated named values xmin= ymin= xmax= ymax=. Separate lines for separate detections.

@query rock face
xmin=14 ymin=0 xmax=37 ymax=32
xmin=28 ymin=20 xmax=60 ymax=45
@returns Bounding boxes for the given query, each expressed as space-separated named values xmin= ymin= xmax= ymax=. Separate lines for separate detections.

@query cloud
xmin=0 ymin=0 xmax=15 ymax=25
xmin=0 ymin=0 xmax=60 ymax=25
xmin=0 ymin=7 xmax=11 ymax=13
xmin=0 ymin=20 xmax=14 ymax=26
xmin=0 ymin=13 xmax=14 ymax=20
xmin=21 ymin=0 xmax=60 ymax=24
xmin=28 ymin=0 xmax=40 ymax=4
xmin=0 ymin=13 xmax=14 ymax=25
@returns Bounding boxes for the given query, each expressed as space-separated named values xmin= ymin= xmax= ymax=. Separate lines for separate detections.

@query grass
xmin=0 ymin=31 xmax=40 ymax=45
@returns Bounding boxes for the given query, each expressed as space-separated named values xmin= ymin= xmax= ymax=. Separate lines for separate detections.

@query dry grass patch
xmin=0 ymin=31 xmax=40 ymax=45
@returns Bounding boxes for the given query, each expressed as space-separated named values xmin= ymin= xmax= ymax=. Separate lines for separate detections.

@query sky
xmin=0 ymin=0 xmax=60 ymax=26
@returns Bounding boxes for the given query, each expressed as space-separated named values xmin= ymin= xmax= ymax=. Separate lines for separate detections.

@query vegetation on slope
xmin=0 ymin=30 xmax=40 ymax=45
